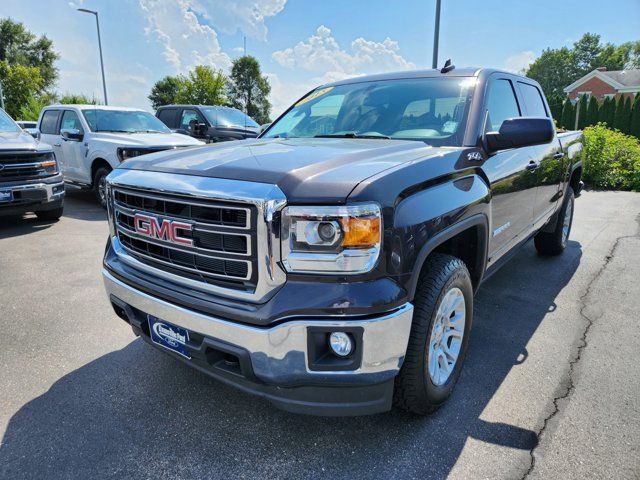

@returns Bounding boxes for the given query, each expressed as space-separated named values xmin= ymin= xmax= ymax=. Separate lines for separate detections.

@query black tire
xmin=93 ymin=166 xmax=112 ymax=209
xmin=35 ymin=206 xmax=64 ymax=221
xmin=393 ymin=253 xmax=474 ymax=415
xmin=534 ymin=187 xmax=575 ymax=256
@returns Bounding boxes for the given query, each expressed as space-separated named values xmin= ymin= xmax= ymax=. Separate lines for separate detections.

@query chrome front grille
xmin=112 ymin=186 xmax=257 ymax=291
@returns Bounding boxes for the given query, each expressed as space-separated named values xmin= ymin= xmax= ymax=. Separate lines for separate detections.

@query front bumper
xmin=0 ymin=175 xmax=65 ymax=215
xmin=103 ymin=269 xmax=414 ymax=415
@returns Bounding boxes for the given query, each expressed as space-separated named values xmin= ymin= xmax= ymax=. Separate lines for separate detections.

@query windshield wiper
xmin=95 ymin=129 xmax=132 ymax=133
xmin=314 ymin=132 xmax=390 ymax=139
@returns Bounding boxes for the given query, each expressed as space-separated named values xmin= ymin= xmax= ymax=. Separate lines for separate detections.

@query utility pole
xmin=574 ymin=96 xmax=580 ymax=130
xmin=78 ymin=8 xmax=108 ymax=105
xmin=432 ymin=0 xmax=442 ymax=69
xmin=0 ymin=80 xmax=4 ymax=110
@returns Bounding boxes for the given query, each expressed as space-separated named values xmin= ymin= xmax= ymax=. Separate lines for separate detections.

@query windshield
xmin=203 ymin=108 xmax=259 ymax=128
xmin=82 ymin=109 xmax=171 ymax=133
xmin=0 ymin=109 xmax=21 ymax=133
xmin=264 ymin=77 xmax=476 ymax=145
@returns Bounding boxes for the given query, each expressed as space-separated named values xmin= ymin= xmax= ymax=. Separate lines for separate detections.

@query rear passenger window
xmin=157 ymin=109 xmax=176 ymax=128
xmin=486 ymin=79 xmax=520 ymax=132
xmin=40 ymin=110 xmax=60 ymax=134
xmin=518 ymin=82 xmax=548 ymax=117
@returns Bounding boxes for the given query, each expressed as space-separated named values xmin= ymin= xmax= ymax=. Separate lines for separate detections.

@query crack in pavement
xmin=522 ymin=216 xmax=640 ymax=479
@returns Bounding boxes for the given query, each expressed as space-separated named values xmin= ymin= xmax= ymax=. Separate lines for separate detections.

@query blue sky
xmin=3 ymin=0 xmax=639 ymax=116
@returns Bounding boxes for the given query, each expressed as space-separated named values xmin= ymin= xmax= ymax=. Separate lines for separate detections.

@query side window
xmin=40 ymin=110 xmax=61 ymax=135
xmin=179 ymin=109 xmax=202 ymax=130
xmin=157 ymin=109 xmax=176 ymax=128
xmin=486 ymin=79 xmax=520 ymax=132
xmin=518 ymin=82 xmax=548 ymax=117
xmin=60 ymin=110 xmax=84 ymax=132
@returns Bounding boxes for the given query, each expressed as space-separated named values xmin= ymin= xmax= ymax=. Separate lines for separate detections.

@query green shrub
xmin=583 ymin=124 xmax=640 ymax=191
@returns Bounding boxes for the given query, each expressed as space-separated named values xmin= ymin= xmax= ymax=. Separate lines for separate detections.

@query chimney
xmin=596 ymin=67 xmax=607 ymax=71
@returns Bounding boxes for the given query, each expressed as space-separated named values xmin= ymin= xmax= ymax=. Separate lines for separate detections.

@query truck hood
xmin=91 ymin=131 xmax=204 ymax=147
xmin=0 ymin=130 xmax=49 ymax=151
xmin=119 ymin=138 xmax=452 ymax=203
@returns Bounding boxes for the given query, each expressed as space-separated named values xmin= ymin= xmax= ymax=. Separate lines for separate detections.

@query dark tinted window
xmin=486 ymin=79 xmax=520 ymax=131
xmin=40 ymin=110 xmax=61 ymax=134
xmin=157 ymin=108 xmax=177 ymax=127
xmin=60 ymin=110 xmax=84 ymax=132
xmin=179 ymin=109 xmax=203 ymax=130
xmin=518 ymin=82 xmax=548 ymax=117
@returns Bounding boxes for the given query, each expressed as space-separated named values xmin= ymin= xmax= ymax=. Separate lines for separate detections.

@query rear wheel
xmin=393 ymin=253 xmax=473 ymax=415
xmin=93 ymin=166 xmax=112 ymax=209
xmin=534 ymin=187 xmax=575 ymax=256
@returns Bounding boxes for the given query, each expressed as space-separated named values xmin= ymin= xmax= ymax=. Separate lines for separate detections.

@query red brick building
xmin=564 ymin=68 xmax=640 ymax=102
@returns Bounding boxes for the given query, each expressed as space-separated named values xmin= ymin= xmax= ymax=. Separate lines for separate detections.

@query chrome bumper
xmin=3 ymin=177 xmax=65 ymax=202
xmin=103 ymin=269 xmax=414 ymax=386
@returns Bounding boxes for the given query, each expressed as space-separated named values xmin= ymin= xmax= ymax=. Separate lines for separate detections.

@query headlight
xmin=117 ymin=148 xmax=150 ymax=162
xmin=41 ymin=151 xmax=58 ymax=174
xmin=281 ymin=203 xmax=381 ymax=274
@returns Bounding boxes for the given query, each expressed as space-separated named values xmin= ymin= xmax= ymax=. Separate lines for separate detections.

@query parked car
xmin=102 ymin=67 xmax=583 ymax=416
xmin=16 ymin=121 xmax=38 ymax=138
xmin=156 ymin=105 xmax=260 ymax=143
xmin=36 ymin=105 xmax=204 ymax=208
xmin=0 ymin=108 xmax=64 ymax=220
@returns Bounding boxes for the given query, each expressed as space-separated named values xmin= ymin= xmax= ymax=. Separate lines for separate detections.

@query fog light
xmin=328 ymin=332 xmax=353 ymax=357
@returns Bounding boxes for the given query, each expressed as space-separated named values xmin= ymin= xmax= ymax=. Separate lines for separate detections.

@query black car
xmin=156 ymin=105 xmax=261 ymax=143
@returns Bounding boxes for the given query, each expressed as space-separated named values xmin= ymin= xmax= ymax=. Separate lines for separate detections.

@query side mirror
xmin=485 ymin=117 xmax=554 ymax=154
xmin=61 ymin=128 xmax=84 ymax=142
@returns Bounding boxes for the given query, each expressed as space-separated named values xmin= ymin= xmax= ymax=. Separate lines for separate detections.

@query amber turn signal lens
xmin=41 ymin=160 xmax=57 ymax=168
xmin=341 ymin=216 xmax=381 ymax=247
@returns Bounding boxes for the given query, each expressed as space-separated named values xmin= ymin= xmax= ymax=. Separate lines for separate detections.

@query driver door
xmin=59 ymin=110 xmax=87 ymax=182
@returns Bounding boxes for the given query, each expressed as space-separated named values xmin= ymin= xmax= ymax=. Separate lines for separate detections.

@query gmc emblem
xmin=133 ymin=213 xmax=194 ymax=247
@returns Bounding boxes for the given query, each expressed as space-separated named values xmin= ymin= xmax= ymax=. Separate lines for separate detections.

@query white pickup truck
xmin=37 ymin=105 xmax=204 ymax=207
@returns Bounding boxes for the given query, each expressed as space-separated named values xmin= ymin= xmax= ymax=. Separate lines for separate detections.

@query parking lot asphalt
xmin=0 ymin=189 xmax=639 ymax=480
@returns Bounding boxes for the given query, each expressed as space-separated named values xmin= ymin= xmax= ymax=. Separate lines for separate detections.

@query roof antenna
xmin=441 ymin=59 xmax=455 ymax=73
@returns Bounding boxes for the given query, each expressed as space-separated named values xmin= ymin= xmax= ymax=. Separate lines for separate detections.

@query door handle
xmin=53 ymin=143 xmax=61 ymax=147
xmin=526 ymin=161 xmax=539 ymax=171
xmin=553 ymin=152 xmax=565 ymax=160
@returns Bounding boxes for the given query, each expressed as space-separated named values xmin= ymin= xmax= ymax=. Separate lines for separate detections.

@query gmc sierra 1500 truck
xmin=0 ymin=108 xmax=64 ymax=220
xmin=102 ymin=67 xmax=583 ymax=416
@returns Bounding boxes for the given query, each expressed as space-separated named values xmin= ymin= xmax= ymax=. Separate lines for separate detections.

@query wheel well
xmin=570 ymin=166 xmax=582 ymax=192
xmin=430 ymin=225 xmax=484 ymax=290
xmin=91 ymin=158 xmax=112 ymax=186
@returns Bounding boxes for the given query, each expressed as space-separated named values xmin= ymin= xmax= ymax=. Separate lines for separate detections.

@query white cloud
xmin=265 ymin=73 xmax=314 ymax=119
xmin=272 ymin=25 xmax=415 ymax=82
xmin=190 ymin=0 xmax=287 ymax=40
xmin=504 ymin=50 xmax=536 ymax=73
xmin=139 ymin=0 xmax=232 ymax=73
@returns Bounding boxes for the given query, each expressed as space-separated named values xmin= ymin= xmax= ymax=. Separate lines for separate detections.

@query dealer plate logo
xmin=148 ymin=315 xmax=191 ymax=359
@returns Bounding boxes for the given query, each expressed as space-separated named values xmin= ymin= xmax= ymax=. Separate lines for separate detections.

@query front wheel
xmin=393 ymin=253 xmax=474 ymax=415
xmin=93 ymin=166 xmax=112 ymax=209
xmin=534 ymin=187 xmax=575 ymax=256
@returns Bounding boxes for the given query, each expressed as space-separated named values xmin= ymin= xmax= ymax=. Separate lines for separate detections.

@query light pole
xmin=78 ymin=8 xmax=108 ymax=105
xmin=432 ymin=0 xmax=442 ymax=69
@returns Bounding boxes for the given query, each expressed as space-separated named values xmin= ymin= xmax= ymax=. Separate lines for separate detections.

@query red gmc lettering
xmin=133 ymin=213 xmax=194 ymax=247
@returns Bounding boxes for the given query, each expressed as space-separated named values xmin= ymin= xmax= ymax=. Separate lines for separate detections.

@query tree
xmin=525 ymin=33 xmax=637 ymax=101
xmin=148 ymin=66 xmax=226 ymax=109
xmin=577 ymin=94 xmax=589 ymax=130
xmin=227 ymin=56 xmax=271 ymax=124
xmin=0 ymin=18 xmax=58 ymax=90
xmin=614 ymin=96 xmax=627 ymax=131
xmin=148 ymin=75 xmax=185 ymax=109
xmin=630 ymin=95 xmax=640 ymax=139
xmin=177 ymin=66 xmax=226 ymax=106
xmin=560 ymin=100 xmax=575 ymax=130
xmin=621 ymin=96 xmax=633 ymax=134
xmin=0 ymin=61 xmax=43 ymax=118
xmin=585 ymin=95 xmax=600 ymax=127
xmin=58 ymin=93 xmax=99 ymax=104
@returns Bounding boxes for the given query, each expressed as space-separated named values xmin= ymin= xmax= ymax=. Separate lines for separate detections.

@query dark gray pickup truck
xmin=102 ymin=67 xmax=583 ymax=416
xmin=0 ymin=108 xmax=65 ymax=220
